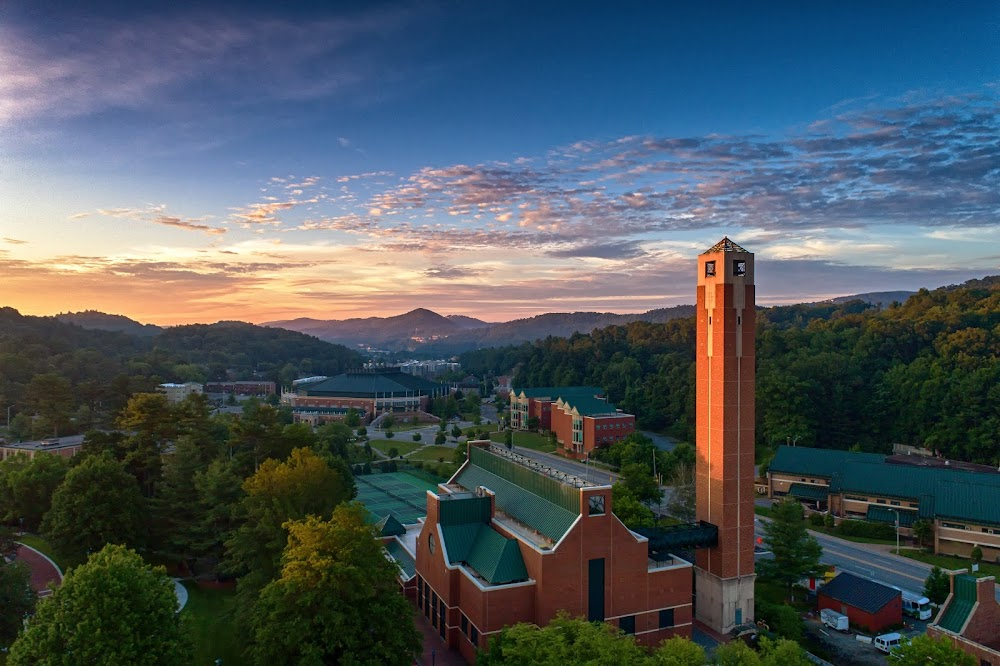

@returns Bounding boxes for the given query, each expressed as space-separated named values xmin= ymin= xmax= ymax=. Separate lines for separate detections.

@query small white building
xmin=158 ymin=382 xmax=204 ymax=403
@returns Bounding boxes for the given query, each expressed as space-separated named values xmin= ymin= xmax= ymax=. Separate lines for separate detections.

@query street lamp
xmin=889 ymin=508 xmax=900 ymax=555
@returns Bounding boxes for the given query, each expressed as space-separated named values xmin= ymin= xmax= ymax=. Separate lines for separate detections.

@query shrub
xmin=412 ymin=433 xmax=422 ymax=442
xmin=411 ymin=461 xmax=424 ymax=470
xmin=824 ymin=512 xmax=835 ymax=528
xmin=836 ymin=519 xmax=895 ymax=540
xmin=362 ymin=462 xmax=372 ymax=475
xmin=352 ymin=464 xmax=362 ymax=475
xmin=809 ymin=513 xmax=825 ymax=527
xmin=385 ymin=429 xmax=395 ymax=439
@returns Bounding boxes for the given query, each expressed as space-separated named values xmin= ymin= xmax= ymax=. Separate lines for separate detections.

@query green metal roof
xmin=933 ymin=482 xmax=1000 ymax=527
xmin=376 ymin=514 xmax=406 ymax=537
xmin=385 ymin=539 xmax=416 ymax=580
xmin=465 ymin=527 xmax=529 ymax=585
xmin=303 ymin=369 xmax=445 ymax=398
xmin=558 ymin=395 xmax=620 ymax=417
xmin=787 ymin=483 xmax=830 ymax=501
xmin=769 ymin=445 xmax=884 ymax=478
xmin=436 ymin=494 xmax=529 ymax=585
xmin=455 ymin=447 xmax=580 ymax=543
xmin=938 ymin=574 xmax=977 ymax=633
xmin=515 ymin=386 xmax=603 ymax=400
xmin=866 ymin=505 xmax=917 ymax=527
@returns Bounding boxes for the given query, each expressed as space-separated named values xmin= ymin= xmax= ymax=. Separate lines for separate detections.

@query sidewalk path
xmin=14 ymin=542 xmax=63 ymax=597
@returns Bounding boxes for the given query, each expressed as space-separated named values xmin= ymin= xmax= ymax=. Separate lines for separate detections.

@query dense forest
xmin=460 ymin=277 xmax=1000 ymax=465
xmin=0 ymin=308 xmax=362 ymax=440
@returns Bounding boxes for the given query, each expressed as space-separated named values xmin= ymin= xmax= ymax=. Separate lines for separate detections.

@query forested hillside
xmin=460 ymin=277 xmax=1000 ymax=464
xmin=0 ymin=308 xmax=363 ymax=440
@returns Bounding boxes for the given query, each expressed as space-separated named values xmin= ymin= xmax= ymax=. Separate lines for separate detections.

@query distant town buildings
xmin=0 ymin=435 xmax=85 ymax=461
xmin=204 ymin=380 xmax=276 ymax=397
xmin=283 ymin=366 xmax=448 ymax=426
xmin=768 ymin=445 xmax=1000 ymax=562
xmin=398 ymin=360 xmax=461 ymax=378
xmin=157 ymin=382 xmax=203 ymax=403
xmin=509 ymin=387 xmax=636 ymax=458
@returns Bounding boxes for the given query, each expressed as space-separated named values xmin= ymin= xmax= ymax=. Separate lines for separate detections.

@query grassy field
xmin=181 ymin=583 xmax=241 ymax=665
xmin=488 ymin=430 xmax=556 ymax=453
xmin=16 ymin=534 xmax=71 ymax=573
xmin=371 ymin=440 xmax=423 ymax=457
xmin=894 ymin=548 xmax=1000 ymax=578
xmin=408 ymin=445 xmax=454 ymax=462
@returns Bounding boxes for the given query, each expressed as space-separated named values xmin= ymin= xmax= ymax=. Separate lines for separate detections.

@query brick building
xmin=204 ymin=380 xmax=276 ymax=396
xmin=817 ymin=572 xmax=902 ymax=633
xmin=509 ymin=387 xmax=635 ymax=458
xmin=284 ymin=367 xmax=448 ymax=425
xmin=767 ymin=445 xmax=1000 ymax=561
xmin=396 ymin=442 xmax=693 ymax=663
xmin=928 ymin=571 xmax=1000 ymax=664
xmin=0 ymin=435 xmax=85 ymax=461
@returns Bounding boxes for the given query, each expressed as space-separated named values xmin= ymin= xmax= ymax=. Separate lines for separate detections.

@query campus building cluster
xmin=768 ymin=445 xmax=1000 ymax=562
xmin=381 ymin=441 xmax=693 ymax=664
xmin=509 ymin=387 xmax=635 ymax=459
xmin=282 ymin=366 xmax=448 ymax=426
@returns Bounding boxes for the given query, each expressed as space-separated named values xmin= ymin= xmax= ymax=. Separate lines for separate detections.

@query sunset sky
xmin=2 ymin=1 xmax=998 ymax=325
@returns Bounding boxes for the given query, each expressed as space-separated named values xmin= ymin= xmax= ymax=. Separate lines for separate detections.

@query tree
xmin=713 ymin=636 xmax=810 ymax=666
xmin=357 ymin=425 xmax=367 ymax=438
xmin=652 ymin=636 xmax=705 ymax=666
xmin=0 ymin=452 xmax=69 ymax=531
xmin=665 ymin=463 xmax=695 ymax=523
xmin=343 ymin=407 xmax=361 ymax=428
xmin=435 ymin=431 xmax=447 ymax=445
xmin=385 ymin=428 xmax=395 ymax=439
xmin=480 ymin=612 xmax=651 ymax=666
xmin=612 ymin=484 xmax=656 ymax=529
xmin=620 ymin=463 xmax=662 ymax=507
xmin=912 ymin=519 xmax=933 ymax=548
xmin=924 ymin=566 xmax=951 ymax=605
xmin=22 ymin=373 xmax=75 ymax=438
xmin=971 ymin=545 xmax=983 ymax=564
xmin=0 ymin=559 xmax=35 ymax=646
xmin=387 ymin=447 xmax=399 ymax=459
xmin=452 ymin=424 xmax=463 ymax=438
xmin=187 ymin=459 xmax=244 ymax=570
xmin=116 ymin=392 xmax=177 ymax=497
xmin=412 ymin=432 xmax=422 ymax=442
xmin=7 ymin=544 xmax=189 ymax=665
xmin=504 ymin=429 xmax=513 ymax=449
xmin=757 ymin=500 xmax=822 ymax=599
xmin=755 ymin=602 xmax=803 ymax=641
xmin=247 ymin=506 xmax=421 ymax=665
xmin=891 ymin=634 xmax=975 ymax=665
xmin=41 ymin=453 xmax=146 ymax=564
xmin=526 ymin=416 xmax=540 ymax=431
xmin=225 ymin=448 xmax=355 ymax=610
xmin=381 ymin=414 xmax=395 ymax=429
xmin=453 ymin=443 xmax=469 ymax=465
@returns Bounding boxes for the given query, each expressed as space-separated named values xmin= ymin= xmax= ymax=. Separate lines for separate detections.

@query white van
xmin=874 ymin=632 xmax=902 ymax=654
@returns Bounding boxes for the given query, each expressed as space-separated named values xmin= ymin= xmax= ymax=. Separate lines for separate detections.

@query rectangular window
xmin=461 ymin=614 xmax=468 ymax=636
xmin=659 ymin=608 xmax=675 ymax=628
xmin=733 ymin=259 xmax=747 ymax=276
xmin=588 ymin=558 xmax=606 ymax=622
xmin=705 ymin=260 xmax=716 ymax=277
xmin=942 ymin=522 xmax=968 ymax=530
xmin=877 ymin=499 xmax=886 ymax=504
xmin=470 ymin=624 xmax=479 ymax=646
xmin=890 ymin=501 xmax=900 ymax=506
xmin=620 ymin=615 xmax=635 ymax=635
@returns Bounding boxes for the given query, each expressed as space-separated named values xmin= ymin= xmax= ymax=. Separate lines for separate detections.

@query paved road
xmin=642 ymin=430 xmax=679 ymax=452
xmin=753 ymin=518 xmax=1000 ymax=603
xmin=510 ymin=446 xmax=618 ymax=486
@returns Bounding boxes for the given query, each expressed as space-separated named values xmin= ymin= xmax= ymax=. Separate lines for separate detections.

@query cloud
xmin=71 ymin=205 xmax=226 ymax=236
xmin=2 ymin=237 xmax=27 ymax=244
xmin=337 ymin=137 xmax=351 ymax=147
xmin=0 ymin=7 xmax=417 ymax=126
xmin=230 ymin=198 xmax=318 ymax=226
xmin=423 ymin=265 xmax=478 ymax=279
xmin=546 ymin=241 xmax=647 ymax=260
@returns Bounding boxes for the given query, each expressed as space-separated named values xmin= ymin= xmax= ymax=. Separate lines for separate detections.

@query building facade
xmin=283 ymin=367 xmax=448 ymax=425
xmin=396 ymin=442 xmax=693 ymax=663
xmin=204 ymin=381 xmax=276 ymax=396
xmin=509 ymin=387 xmax=636 ymax=458
xmin=157 ymin=382 xmax=203 ymax=403
xmin=816 ymin=572 xmax=902 ymax=633
xmin=0 ymin=435 xmax=85 ymax=461
xmin=694 ymin=237 xmax=757 ymax=634
xmin=768 ymin=445 xmax=1000 ymax=562
xmin=928 ymin=571 xmax=1000 ymax=665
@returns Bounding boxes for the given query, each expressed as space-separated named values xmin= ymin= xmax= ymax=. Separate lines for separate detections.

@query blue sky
xmin=1 ymin=1 xmax=998 ymax=324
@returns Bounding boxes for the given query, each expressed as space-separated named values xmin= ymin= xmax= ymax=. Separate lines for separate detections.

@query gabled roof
xmin=787 ymin=483 xmax=829 ymax=501
xmin=557 ymin=395 xmax=620 ymax=417
xmin=455 ymin=446 xmax=580 ymax=543
xmin=938 ymin=574 xmax=977 ymax=633
xmin=436 ymin=494 xmax=529 ymax=585
xmin=933 ymin=482 xmax=1000 ymax=527
xmin=514 ymin=386 xmax=603 ymax=400
xmin=376 ymin=514 xmax=406 ymax=537
xmin=866 ymin=505 xmax=917 ymax=528
xmin=819 ymin=572 xmax=900 ymax=614
xmin=703 ymin=237 xmax=749 ymax=254
xmin=769 ymin=445 xmax=884 ymax=478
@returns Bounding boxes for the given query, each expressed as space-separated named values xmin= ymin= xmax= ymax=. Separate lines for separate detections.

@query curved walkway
xmin=14 ymin=542 xmax=63 ymax=597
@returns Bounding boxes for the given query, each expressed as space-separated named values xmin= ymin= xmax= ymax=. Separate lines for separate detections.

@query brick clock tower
xmin=694 ymin=237 xmax=756 ymax=635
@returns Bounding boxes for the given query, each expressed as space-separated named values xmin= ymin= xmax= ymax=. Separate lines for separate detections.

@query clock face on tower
xmin=733 ymin=260 xmax=747 ymax=276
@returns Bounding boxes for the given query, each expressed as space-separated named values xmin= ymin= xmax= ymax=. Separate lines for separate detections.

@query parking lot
xmin=804 ymin=614 xmax=929 ymax=665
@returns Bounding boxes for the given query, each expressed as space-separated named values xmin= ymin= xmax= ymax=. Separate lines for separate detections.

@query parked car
xmin=874 ymin=632 xmax=902 ymax=653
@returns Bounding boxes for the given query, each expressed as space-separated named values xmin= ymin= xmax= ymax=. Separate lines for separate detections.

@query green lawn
xmin=809 ymin=526 xmax=896 ymax=545
xmin=893 ymin=548 xmax=1000 ymax=579
xmin=16 ymin=534 xmax=71 ymax=573
xmin=181 ymin=583 xmax=241 ymax=665
xmin=408 ymin=446 xmax=454 ymax=462
xmin=371 ymin=440 xmax=423 ymax=457
xmin=489 ymin=430 xmax=556 ymax=453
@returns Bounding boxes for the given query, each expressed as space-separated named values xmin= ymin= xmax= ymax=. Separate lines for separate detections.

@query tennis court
xmin=356 ymin=471 xmax=438 ymax=525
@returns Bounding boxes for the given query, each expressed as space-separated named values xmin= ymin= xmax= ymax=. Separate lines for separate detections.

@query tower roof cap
xmin=703 ymin=237 xmax=748 ymax=254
